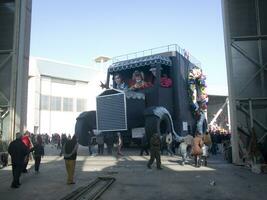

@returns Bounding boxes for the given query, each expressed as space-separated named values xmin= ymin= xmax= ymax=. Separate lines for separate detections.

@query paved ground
xmin=0 ymin=144 xmax=267 ymax=200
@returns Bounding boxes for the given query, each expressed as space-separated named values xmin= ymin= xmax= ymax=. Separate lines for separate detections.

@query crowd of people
xmin=143 ymin=125 xmax=231 ymax=168
xmin=144 ymin=127 xmax=231 ymax=169
xmin=7 ymin=130 xmax=79 ymax=188
xmin=87 ymin=131 xmax=123 ymax=156
xmin=6 ymin=126 xmax=231 ymax=189
xmin=208 ymin=125 xmax=231 ymax=156
xmin=8 ymin=131 xmax=44 ymax=188
xmin=71 ymin=126 xmax=231 ymax=169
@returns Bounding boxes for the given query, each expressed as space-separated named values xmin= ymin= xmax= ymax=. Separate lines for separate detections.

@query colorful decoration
xmin=188 ymin=66 xmax=208 ymax=134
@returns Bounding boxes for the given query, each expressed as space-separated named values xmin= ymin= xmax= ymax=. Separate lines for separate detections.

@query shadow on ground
xmin=0 ymin=145 xmax=267 ymax=200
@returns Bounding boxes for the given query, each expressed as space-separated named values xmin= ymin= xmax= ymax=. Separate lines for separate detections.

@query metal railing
xmin=111 ymin=44 xmax=201 ymax=67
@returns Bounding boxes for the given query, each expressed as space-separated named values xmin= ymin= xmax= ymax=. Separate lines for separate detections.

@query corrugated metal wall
xmin=222 ymin=0 xmax=267 ymax=164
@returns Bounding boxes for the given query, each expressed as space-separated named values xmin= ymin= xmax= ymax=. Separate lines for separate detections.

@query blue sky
xmin=30 ymin=0 xmax=227 ymax=90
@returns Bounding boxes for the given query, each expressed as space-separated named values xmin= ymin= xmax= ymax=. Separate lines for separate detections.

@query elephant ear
xmin=75 ymin=111 xmax=96 ymax=146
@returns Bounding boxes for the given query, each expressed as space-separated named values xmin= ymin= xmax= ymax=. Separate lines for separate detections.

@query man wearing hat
xmin=8 ymin=132 xmax=28 ymax=188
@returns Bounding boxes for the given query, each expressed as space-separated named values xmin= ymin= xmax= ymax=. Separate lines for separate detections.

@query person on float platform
xmin=149 ymin=67 xmax=172 ymax=88
xmin=130 ymin=70 xmax=152 ymax=90
xmin=113 ymin=73 xmax=128 ymax=91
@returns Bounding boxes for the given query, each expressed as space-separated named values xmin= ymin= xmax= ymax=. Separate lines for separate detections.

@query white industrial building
xmin=27 ymin=57 xmax=107 ymax=135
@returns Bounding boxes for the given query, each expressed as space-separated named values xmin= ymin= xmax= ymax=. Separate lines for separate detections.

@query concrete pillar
xmin=9 ymin=0 xmax=32 ymax=140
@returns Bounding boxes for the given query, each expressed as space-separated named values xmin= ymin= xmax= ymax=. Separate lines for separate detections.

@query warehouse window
xmin=41 ymin=95 xmax=50 ymax=110
xmin=63 ymin=97 xmax=73 ymax=112
xmin=76 ymin=98 xmax=87 ymax=112
xmin=51 ymin=96 xmax=62 ymax=111
xmin=52 ymin=78 xmax=75 ymax=85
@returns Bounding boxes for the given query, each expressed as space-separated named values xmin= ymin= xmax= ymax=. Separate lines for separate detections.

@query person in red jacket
xmin=21 ymin=131 xmax=33 ymax=173
xmin=149 ymin=67 xmax=172 ymax=88
xmin=160 ymin=74 xmax=172 ymax=87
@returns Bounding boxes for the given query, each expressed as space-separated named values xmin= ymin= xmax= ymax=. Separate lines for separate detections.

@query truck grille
xmin=96 ymin=93 xmax=127 ymax=131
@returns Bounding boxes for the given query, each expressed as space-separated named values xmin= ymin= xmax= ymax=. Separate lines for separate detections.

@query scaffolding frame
xmin=222 ymin=0 xmax=267 ymax=164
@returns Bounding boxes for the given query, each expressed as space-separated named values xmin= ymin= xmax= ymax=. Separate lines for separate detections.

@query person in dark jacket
xmin=96 ymin=132 xmax=104 ymax=155
xmin=8 ymin=132 xmax=28 ymax=188
xmin=63 ymin=135 xmax=78 ymax=184
xmin=140 ymin=134 xmax=149 ymax=156
xmin=211 ymin=131 xmax=218 ymax=155
xmin=104 ymin=133 xmax=114 ymax=155
xmin=147 ymin=133 xmax=162 ymax=169
xmin=31 ymin=135 xmax=44 ymax=173
xmin=88 ymin=130 xmax=94 ymax=155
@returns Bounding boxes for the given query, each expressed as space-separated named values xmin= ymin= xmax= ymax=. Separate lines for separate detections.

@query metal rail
xmin=60 ymin=177 xmax=116 ymax=200
xmin=111 ymin=44 xmax=201 ymax=67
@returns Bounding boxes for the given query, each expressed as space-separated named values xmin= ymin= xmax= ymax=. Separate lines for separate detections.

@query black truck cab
xmin=75 ymin=48 xmax=204 ymax=146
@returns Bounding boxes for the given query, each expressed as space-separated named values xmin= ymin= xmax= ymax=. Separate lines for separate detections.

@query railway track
xmin=60 ymin=177 xmax=116 ymax=200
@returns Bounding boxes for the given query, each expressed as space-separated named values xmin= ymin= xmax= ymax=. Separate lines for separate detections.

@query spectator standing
xmin=31 ymin=135 xmax=44 ymax=173
xmin=105 ymin=133 xmax=114 ymax=155
xmin=21 ymin=131 xmax=33 ymax=173
xmin=140 ymin=134 xmax=149 ymax=156
xmin=63 ymin=135 xmax=78 ymax=185
xmin=57 ymin=134 xmax=61 ymax=149
xmin=60 ymin=134 xmax=68 ymax=156
xmin=88 ymin=130 xmax=94 ymax=155
xmin=192 ymin=132 xmax=204 ymax=167
xmin=116 ymin=132 xmax=123 ymax=156
xmin=147 ymin=133 xmax=162 ymax=170
xmin=96 ymin=133 xmax=104 ymax=155
xmin=8 ymin=132 xmax=28 ymax=188
xmin=211 ymin=131 xmax=218 ymax=155
xmin=217 ymin=130 xmax=223 ymax=153
xmin=203 ymin=131 xmax=212 ymax=151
